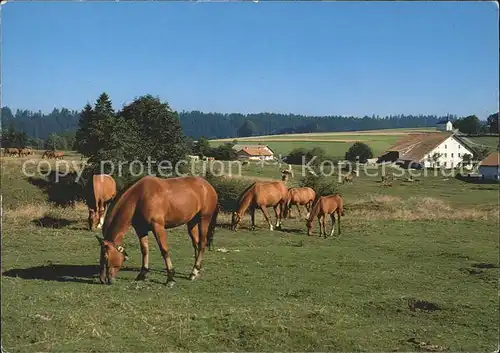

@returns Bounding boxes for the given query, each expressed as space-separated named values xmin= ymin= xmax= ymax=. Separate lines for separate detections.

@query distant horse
xmin=306 ymin=194 xmax=344 ymax=237
xmin=53 ymin=151 xmax=65 ymax=160
xmin=4 ymin=148 xmax=19 ymax=157
xmin=284 ymin=187 xmax=316 ymax=219
xmin=343 ymin=174 xmax=354 ymax=183
xmin=86 ymin=174 xmax=117 ymax=231
xmin=18 ymin=148 xmax=31 ymax=157
xmin=42 ymin=150 xmax=54 ymax=159
xmin=95 ymin=176 xmax=219 ymax=287
xmin=231 ymin=181 xmax=288 ymax=231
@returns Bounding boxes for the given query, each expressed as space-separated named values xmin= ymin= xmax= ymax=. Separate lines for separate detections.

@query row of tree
xmin=3 ymin=104 xmax=497 ymax=141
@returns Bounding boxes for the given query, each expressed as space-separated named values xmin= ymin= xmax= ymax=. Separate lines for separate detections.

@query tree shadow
xmin=31 ymin=216 xmax=78 ymax=229
xmin=2 ymin=264 xmax=193 ymax=284
xmin=27 ymin=171 xmax=86 ymax=207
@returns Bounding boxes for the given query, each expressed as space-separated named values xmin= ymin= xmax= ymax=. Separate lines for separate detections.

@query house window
xmin=458 ymin=145 xmax=461 ymax=149
xmin=444 ymin=161 xmax=447 ymax=167
xmin=451 ymin=153 xmax=454 ymax=157
xmin=445 ymin=145 xmax=447 ymax=149
xmin=458 ymin=153 xmax=461 ymax=157
xmin=436 ymin=161 xmax=440 ymax=167
xmin=444 ymin=153 xmax=447 ymax=157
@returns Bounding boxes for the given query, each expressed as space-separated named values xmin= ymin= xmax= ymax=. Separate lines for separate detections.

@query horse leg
xmin=329 ymin=213 xmax=336 ymax=237
xmin=296 ymin=204 xmax=302 ymax=219
xmin=250 ymin=206 xmax=256 ymax=231
xmin=187 ymin=218 xmax=200 ymax=264
xmin=273 ymin=205 xmax=281 ymax=229
xmin=337 ymin=211 xmax=341 ymax=237
xmin=317 ymin=216 xmax=323 ymax=237
xmin=321 ymin=215 xmax=327 ymax=238
xmin=190 ymin=215 xmax=210 ymax=280
xmin=260 ymin=206 xmax=273 ymax=231
xmin=136 ymin=234 xmax=151 ymax=281
xmin=97 ymin=200 xmax=105 ymax=229
xmin=151 ymin=221 xmax=176 ymax=287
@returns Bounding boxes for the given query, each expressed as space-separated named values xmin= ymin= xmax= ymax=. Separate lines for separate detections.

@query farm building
xmin=436 ymin=118 xmax=454 ymax=132
xmin=377 ymin=132 xmax=474 ymax=169
xmin=232 ymin=144 xmax=275 ymax=161
xmin=478 ymin=152 xmax=500 ymax=180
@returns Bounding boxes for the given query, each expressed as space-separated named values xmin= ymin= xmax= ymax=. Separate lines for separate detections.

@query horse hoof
xmin=189 ymin=273 xmax=198 ymax=281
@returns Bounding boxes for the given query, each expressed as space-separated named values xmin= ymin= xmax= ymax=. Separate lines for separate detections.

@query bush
xmin=345 ymin=142 xmax=373 ymax=163
xmin=299 ymin=173 xmax=338 ymax=198
xmin=286 ymin=147 xmax=331 ymax=166
xmin=205 ymin=172 xmax=251 ymax=212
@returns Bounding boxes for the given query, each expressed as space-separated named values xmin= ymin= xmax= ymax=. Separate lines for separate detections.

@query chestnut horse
xmin=284 ymin=187 xmax=316 ymax=219
xmin=86 ymin=174 xmax=117 ymax=231
xmin=306 ymin=194 xmax=344 ymax=237
xmin=231 ymin=181 xmax=288 ymax=231
xmin=95 ymin=175 xmax=219 ymax=287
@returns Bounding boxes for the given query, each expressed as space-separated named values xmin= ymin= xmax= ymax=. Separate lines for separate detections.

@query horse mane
xmin=102 ymin=176 xmax=146 ymax=237
xmin=307 ymin=195 xmax=323 ymax=223
xmin=236 ymin=181 xmax=257 ymax=205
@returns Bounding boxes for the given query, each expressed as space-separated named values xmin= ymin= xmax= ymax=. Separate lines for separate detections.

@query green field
xmin=210 ymin=128 xmax=443 ymax=159
xmin=1 ymin=150 xmax=499 ymax=352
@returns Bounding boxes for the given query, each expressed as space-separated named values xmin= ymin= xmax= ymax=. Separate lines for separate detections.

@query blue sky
xmin=1 ymin=1 xmax=498 ymax=118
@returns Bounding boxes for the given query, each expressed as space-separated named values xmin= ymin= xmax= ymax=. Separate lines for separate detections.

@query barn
xmin=377 ymin=132 xmax=474 ymax=169
xmin=478 ymin=152 xmax=500 ymax=180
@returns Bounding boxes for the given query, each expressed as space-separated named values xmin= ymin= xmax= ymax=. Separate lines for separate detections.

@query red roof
xmin=238 ymin=146 xmax=274 ymax=156
xmin=479 ymin=152 xmax=500 ymax=167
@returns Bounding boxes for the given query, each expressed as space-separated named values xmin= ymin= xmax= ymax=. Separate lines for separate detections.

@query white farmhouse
xmin=478 ymin=152 xmax=500 ymax=180
xmin=378 ymin=132 xmax=474 ymax=169
xmin=436 ymin=118 xmax=454 ymax=132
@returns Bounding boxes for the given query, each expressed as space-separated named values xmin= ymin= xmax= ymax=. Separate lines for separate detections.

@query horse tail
xmin=207 ymin=203 xmax=219 ymax=251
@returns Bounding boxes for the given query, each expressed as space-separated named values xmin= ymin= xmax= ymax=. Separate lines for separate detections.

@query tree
xmin=486 ymin=112 xmax=499 ymax=134
xmin=74 ymin=93 xmax=115 ymax=158
xmin=237 ymin=119 xmax=257 ymax=137
xmin=193 ymin=137 xmax=211 ymax=157
xmin=1 ymin=124 xmax=27 ymax=148
xmin=110 ymin=94 xmax=189 ymax=176
xmin=462 ymin=153 xmax=473 ymax=165
xmin=455 ymin=115 xmax=482 ymax=135
xmin=44 ymin=133 xmax=68 ymax=150
xmin=344 ymin=142 xmax=373 ymax=163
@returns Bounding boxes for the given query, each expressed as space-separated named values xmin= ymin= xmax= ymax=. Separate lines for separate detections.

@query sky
xmin=1 ymin=1 xmax=498 ymax=119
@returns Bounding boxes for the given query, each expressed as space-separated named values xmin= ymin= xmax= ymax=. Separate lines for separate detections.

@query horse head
xmin=95 ymin=235 xmax=129 ymax=284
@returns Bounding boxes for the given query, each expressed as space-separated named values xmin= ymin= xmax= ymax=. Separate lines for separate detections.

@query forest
xmin=1 ymin=103 xmax=498 ymax=149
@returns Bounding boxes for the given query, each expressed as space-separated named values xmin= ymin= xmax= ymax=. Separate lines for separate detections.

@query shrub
xmin=205 ymin=172 xmax=251 ymax=212
xmin=299 ymin=173 xmax=338 ymax=198
xmin=345 ymin=142 xmax=374 ymax=163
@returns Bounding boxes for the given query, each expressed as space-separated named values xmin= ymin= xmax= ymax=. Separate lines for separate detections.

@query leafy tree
xmin=344 ymin=142 xmax=374 ymax=163
xmin=206 ymin=143 xmax=237 ymax=160
xmin=471 ymin=146 xmax=489 ymax=161
xmin=193 ymin=137 xmax=211 ymax=157
xmin=462 ymin=153 xmax=473 ymax=165
xmin=237 ymin=119 xmax=257 ymax=137
xmin=1 ymin=124 xmax=27 ymax=148
xmin=44 ymin=133 xmax=68 ymax=150
xmin=486 ymin=112 xmax=499 ymax=134
xmin=455 ymin=115 xmax=482 ymax=135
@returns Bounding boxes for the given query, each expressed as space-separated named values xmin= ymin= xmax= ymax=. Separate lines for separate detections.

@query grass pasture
xmin=1 ymin=150 xmax=499 ymax=352
xmin=210 ymin=128 xmax=441 ymax=159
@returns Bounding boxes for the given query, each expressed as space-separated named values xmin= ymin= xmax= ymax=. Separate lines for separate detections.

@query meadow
xmin=1 ymin=146 xmax=499 ymax=352
xmin=210 ymin=129 xmax=499 ymax=160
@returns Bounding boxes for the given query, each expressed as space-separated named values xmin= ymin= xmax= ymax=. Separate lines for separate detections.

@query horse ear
xmin=95 ymin=235 xmax=105 ymax=247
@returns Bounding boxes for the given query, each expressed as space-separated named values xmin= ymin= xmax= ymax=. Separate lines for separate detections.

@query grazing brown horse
xmin=306 ymin=194 xmax=344 ymax=237
xmin=95 ymin=175 xmax=219 ymax=287
xmin=284 ymin=187 xmax=316 ymax=219
xmin=231 ymin=181 xmax=288 ymax=231
xmin=5 ymin=148 xmax=19 ymax=157
xmin=86 ymin=174 xmax=117 ymax=231
xmin=42 ymin=150 xmax=54 ymax=159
